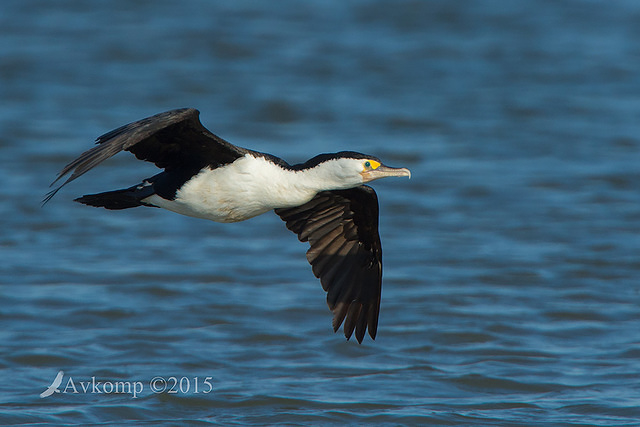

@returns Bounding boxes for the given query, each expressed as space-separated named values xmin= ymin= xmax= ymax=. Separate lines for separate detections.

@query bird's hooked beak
xmin=361 ymin=164 xmax=411 ymax=183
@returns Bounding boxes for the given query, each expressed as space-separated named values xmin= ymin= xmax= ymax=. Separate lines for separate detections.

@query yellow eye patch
xmin=364 ymin=160 xmax=380 ymax=170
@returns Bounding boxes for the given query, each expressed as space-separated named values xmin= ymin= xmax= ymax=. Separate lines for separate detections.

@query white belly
xmin=143 ymin=154 xmax=317 ymax=223
xmin=143 ymin=193 xmax=271 ymax=223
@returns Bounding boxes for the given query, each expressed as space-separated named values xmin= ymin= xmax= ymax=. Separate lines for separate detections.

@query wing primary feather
xmin=344 ymin=303 xmax=363 ymax=342
xmin=332 ymin=302 xmax=350 ymax=332
xmin=355 ymin=305 xmax=369 ymax=343
xmin=367 ymin=300 xmax=380 ymax=339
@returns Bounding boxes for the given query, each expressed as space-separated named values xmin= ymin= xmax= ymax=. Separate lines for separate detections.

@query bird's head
xmin=300 ymin=151 xmax=411 ymax=190
xmin=357 ymin=157 xmax=412 ymax=183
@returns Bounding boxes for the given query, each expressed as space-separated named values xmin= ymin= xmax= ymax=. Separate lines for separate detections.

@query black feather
xmin=276 ymin=186 xmax=383 ymax=343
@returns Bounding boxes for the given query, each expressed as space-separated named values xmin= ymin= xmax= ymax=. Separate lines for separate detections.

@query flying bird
xmin=40 ymin=370 xmax=64 ymax=398
xmin=45 ymin=108 xmax=411 ymax=343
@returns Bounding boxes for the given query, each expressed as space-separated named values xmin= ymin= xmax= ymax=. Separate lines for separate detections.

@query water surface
xmin=1 ymin=1 xmax=639 ymax=425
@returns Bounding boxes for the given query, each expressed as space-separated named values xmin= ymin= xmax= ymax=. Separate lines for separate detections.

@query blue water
xmin=2 ymin=0 xmax=640 ymax=425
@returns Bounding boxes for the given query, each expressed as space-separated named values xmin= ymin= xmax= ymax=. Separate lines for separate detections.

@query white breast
xmin=143 ymin=154 xmax=318 ymax=223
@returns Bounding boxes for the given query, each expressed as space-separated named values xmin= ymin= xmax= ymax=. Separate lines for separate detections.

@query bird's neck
xmin=290 ymin=162 xmax=358 ymax=193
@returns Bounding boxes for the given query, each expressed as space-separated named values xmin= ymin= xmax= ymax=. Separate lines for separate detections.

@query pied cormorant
xmin=45 ymin=108 xmax=411 ymax=343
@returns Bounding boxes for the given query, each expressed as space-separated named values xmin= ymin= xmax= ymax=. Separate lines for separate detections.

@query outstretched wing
xmin=44 ymin=108 xmax=247 ymax=203
xmin=275 ymin=186 xmax=383 ymax=343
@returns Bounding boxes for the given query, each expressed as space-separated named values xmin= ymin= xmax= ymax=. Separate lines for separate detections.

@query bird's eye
xmin=364 ymin=161 xmax=371 ymax=168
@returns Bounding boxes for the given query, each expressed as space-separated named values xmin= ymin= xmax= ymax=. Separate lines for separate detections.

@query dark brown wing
xmin=44 ymin=108 xmax=247 ymax=203
xmin=275 ymin=186 xmax=383 ymax=343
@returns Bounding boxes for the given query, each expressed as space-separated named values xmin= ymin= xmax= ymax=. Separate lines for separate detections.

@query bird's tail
xmin=75 ymin=182 xmax=156 ymax=210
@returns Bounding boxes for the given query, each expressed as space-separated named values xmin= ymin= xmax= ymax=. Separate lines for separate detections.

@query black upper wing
xmin=275 ymin=186 xmax=383 ymax=343
xmin=44 ymin=108 xmax=247 ymax=203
